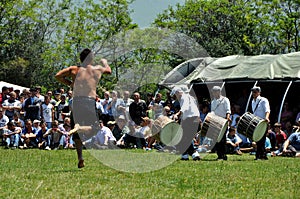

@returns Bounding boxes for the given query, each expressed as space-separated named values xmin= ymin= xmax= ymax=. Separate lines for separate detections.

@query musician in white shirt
xmin=251 ymin=86 xmax=270 ymax=160
xmin=171 ymin=86 xmax=200 ymax=160
xmin=211 ymin=86 xmax=231 ymax=160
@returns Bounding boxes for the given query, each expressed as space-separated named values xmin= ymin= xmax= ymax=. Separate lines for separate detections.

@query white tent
xmin=0 ymin=81 xmax=29 ymax=92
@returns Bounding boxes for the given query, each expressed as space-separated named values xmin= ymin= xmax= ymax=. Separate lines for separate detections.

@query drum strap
xmin=252 ymin=99 xmax=262 ymax=114
xmin=212 ymin=97 xmax=224 ymax=112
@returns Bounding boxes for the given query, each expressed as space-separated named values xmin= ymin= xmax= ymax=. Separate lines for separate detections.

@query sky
xmin=129 ymin=0 xmax=185 ymax=28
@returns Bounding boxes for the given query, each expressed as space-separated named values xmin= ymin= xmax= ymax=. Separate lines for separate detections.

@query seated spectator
xmin=33 ymin=119 xmax=41 ymax=132
xmin=58 ymin=117 xmax=74 ymax=149
xmin=226 ymin=127 xmax=242 ymax=155
xmin=163 ymin=106 xmax=174 ymax=119
xmin=252 ymin=137 xmax=273 ymax=156
xmin=266 ymin=124 xmax=276 ymax=151
xmin=194 ymin=131 xmax=212 ymax=153
xmin=0 ymin=107 xmax=9 ymax=144
xmin=230 ymin=104 xmax=241 ymax=128
xmin=274 ymin=123 xmax=287 ymax=148
xmin=20 ymin=119 xmax=38 ymax=149
xmin=199 ymin=102 xmax=209 ymax=123
xmin=272 ymin=131 xmax=300 ymax=157
xmin=43 ymin=120 xmax=65 ymax=150
xmin=83 ymin=120 xmax=116 ymax=149
xmin=129 ymin=117 xmax=152 ymax=149
xmin=107 ymin=120 xmax=123 ymax=141
xmin=115 ymin=115 xmax=132 ymax=148
xmin=12 ymin=112 xmax=24 ymax=129
xmin=36 ymin=121 xmax=50 ymax=150
xmin=3 ymin=121 xmax=22 ymax=149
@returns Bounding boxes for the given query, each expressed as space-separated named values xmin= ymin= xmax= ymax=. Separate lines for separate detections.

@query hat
xmin=170 ymin=87 xmax=182 ymax=97
xmin=54 ymin=91 xmax=61 ymax=95
xmin=251 ymin=86 xmax=261 ymax=93
xmin=107 ymin=121 xmax=116 ymax=125
xmin=274 ymin=123 xmax=281 ymax=127
xmin=118 ymin=115 xmax=126 ymax=120
xmin=29 ymin=88 xmax=37 ymax=92
xmin=61 ymin=94 xmax=67 ymax=98
xmin=212 ymin=86 xmax=221 ymax=91
xmin=33 ymin=119 xmax=41 ymax=124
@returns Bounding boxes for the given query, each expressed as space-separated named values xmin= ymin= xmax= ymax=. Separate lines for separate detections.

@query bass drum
xmin=237 ymin=112 xmax=267 ymax=142
xmin=152 ymin=116 xmax=183 ymax=146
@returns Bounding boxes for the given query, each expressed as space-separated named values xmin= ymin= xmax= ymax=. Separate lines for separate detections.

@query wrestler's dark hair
xmin=80 ymin=48 xmax=92 ymax=63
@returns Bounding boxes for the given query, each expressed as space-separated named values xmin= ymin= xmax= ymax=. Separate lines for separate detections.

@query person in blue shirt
xmin=272 ymin=132 xmax=300 ymax=157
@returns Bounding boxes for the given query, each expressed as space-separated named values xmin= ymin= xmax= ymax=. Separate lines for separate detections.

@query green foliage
xmin=154 ymin=0 xmax=300 ymax=57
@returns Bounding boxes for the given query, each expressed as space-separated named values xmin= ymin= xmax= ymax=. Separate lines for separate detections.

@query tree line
xmin=1 ymin=0 xmax=299 ymax=93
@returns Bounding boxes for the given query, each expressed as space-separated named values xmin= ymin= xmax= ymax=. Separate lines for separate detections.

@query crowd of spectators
xmin=0 ymin=84 xmax=300 ymax=159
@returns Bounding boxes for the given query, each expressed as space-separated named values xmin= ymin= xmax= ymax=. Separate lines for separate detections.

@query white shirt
xmin=42 ymin=103 xmax=53 ymax=123
xmin=179 ymin=94 xmax=200 ymax=120
xmin=211 ymin=96 xmax=231 ymax=118
xmin=252 ymin=96 xmax=270 ymax=119
xmin=0 ymin=115 xmax=9 ymax=127
xmin=95 ymin=126 xmax=116 ymax=145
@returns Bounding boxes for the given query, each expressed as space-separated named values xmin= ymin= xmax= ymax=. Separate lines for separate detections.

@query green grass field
xmin=0 ymin=148 xmax=299 ymax=199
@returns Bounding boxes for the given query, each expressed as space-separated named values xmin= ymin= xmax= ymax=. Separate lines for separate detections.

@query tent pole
xmin=245 ymin=81 xmax=258 ymax=113
xmin=277 ymin=80 xmax=293 ymax=123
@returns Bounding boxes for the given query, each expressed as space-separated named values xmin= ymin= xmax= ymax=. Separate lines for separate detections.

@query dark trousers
xmin=256 ymin=134 xmax=266 ymax=159
xmin=176 ymin=116 xmax=199 ymax=155
xmin=216 ymin=132 xmax=227 ymax=159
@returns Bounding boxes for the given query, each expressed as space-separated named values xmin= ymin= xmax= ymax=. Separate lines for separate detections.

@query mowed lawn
xmin=0 ymin=148 xmax=299 ymax=199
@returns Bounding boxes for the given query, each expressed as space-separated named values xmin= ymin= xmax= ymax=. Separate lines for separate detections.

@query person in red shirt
xmin=274 ymin=123 xmax=287 ymax=149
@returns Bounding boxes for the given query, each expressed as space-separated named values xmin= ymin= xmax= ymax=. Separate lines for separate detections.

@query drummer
xmin=171 ymin=86 xmax=201 ymax=160
xmin=210 ymin=86 xmax=231 ymax=160
xmin=251 ymin=86 xmax=270 ymax=160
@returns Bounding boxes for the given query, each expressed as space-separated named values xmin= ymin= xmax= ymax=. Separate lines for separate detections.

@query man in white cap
xmin=251 ymin=86 xmax=270 ymax=160
xmin=171 ymin=86 xmax=201 ymax=160
xmin=210 ymin=85 xmax=231 ymax=160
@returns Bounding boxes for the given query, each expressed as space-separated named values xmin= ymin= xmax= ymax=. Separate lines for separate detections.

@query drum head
xmin=217 ymin=122 xmax=228 ymax=142
xmin=160 ymin=122 xmax=183 ymax=146
xmin=253 ymin=120 xmax=268 ymax=142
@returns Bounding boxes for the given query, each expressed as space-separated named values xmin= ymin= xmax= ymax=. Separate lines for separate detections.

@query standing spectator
xmin=145 ymin=92 xmax=154 ymax=107
xmin=107 ymin=91 xmax=125 ymax=120
xmin=1 ymin=86 xmax=10 ymax=106
xmin=55 ymin=94 xmax=69 ymax=124
xmin=41 ymin=95 xmax=54 ymax=129
xmin=95 ymin=94 xmax=104 ymax=120
xmin=150 ymin=93 xmax=165 ymax=106
xmin=66 ymin=90 xmax=73 ymax=102
xmin=280 ymin=102 xmax=293 ymax=130
xmin=274 ymin=123 xmax=287 ymax=149
xmin=35 ymin=86 xmax=45 ymax=103
xmin=101 ymin=91 xmax=112 ymax=125
xmin=4 ymin=121 xmax=22 ymax=149
xmin=122 ymin=90 xmax=133 ymax=121
xmin=2 ymin=91 xmax=22 ymax=121
xmin=210 ymin=86 xmax=231 ymax=160
xmin=129 ymin=92 xmax=147 ymax=125
xmin=23 ymin=88 xmax=41 ymax=121
xmin=46 ymin=90 xmax=57 ymax=106
xmin=53 ymin=91 xmax=61 ymax=105
xmin=251 ymin=86 xmax=270 ymax=160
xmin=230 ymin=104 xmax=241 ymax=128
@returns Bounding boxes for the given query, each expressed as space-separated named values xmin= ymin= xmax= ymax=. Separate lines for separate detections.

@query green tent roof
xmin=160 ymin=52 xmax=300 ymax=86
